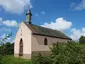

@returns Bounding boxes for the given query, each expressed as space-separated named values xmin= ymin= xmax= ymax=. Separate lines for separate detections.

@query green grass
xmin=2 ymin=55 xmax=32 ymax=64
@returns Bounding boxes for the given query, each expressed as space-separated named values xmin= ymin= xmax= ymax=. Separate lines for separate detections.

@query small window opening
xmin=44 ymin=38 xmax=48 ymax=45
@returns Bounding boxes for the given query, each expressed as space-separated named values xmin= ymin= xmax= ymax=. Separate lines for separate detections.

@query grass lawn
xmin=2 ymin=55 xmax=32 ymax=64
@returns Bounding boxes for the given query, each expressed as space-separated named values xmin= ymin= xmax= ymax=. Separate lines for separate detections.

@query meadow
xmin=2 ymin=55 xmax=32 ymax=64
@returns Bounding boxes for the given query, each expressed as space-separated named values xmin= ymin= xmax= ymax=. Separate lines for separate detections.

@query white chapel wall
xmin=14 ymin=22 xmax=32 ymax=55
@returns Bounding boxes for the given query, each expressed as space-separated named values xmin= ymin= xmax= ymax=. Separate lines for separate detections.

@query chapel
xmin=14 ymin=9 xmax=71 ymax=59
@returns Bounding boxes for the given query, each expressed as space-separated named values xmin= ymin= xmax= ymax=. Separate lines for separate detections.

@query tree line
xmin=0 ymin=33 xmax=14 ymax=64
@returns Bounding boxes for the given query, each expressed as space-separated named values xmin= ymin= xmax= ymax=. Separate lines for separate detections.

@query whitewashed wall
xmin=14 ymin=22 xmax=32 ymax=56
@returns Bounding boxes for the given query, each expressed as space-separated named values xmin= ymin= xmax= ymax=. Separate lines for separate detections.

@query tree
xmin=0 ymin=33 xmax=12 ymax=55
xmin=79 ymin=36 xmax=85 ymax=44
xmin=0 ymin=33 xmax=12 ymax=64
xmin=3 ymin=42 xmax=14 ymax=55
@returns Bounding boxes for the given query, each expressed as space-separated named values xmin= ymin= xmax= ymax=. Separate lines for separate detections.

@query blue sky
xmin=0 ymin=0 xmax=85 ymax=42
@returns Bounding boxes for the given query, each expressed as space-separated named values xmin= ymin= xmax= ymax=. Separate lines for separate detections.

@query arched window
xmin=19 ymin=39 xmax=23 ymax=56
xmin=44 ymin=38 xmax=48 ymax=45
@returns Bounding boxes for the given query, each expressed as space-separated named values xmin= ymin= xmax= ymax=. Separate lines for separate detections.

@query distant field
xmin=2 ymin=55 xmax=32 ymax=64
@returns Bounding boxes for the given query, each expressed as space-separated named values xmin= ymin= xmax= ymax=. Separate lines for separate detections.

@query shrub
xmin=32 ymin=42 xmax=85 ymax=64
xmin=32 ymin=53 xmax=52 ymax=64
xmin=51 ymin=42 xmax=85 ymax=64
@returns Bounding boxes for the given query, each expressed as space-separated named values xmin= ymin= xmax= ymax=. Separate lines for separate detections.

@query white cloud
xmin=41 ymin=17 xmax=85 ymax=41
xmin=3 ymin=20 xmax=18 ymax=27
xmin=0 ymin=17 xmax=18 ymax=27
xmin=41 ymin=11 xmax=45 ymax=15
xmin=0 ymin=0 xmax=32 ymax=14
xmin=41 ymin=17 xmax=72 ymax=31
xmin=72 ymin=0 xmax=85 ymax=10
xmin=70 ymin=28 xmax=85 ymax=40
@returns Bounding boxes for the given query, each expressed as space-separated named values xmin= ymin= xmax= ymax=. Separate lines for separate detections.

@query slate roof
xmin=25 ymin=23 xmax=72 ymax=40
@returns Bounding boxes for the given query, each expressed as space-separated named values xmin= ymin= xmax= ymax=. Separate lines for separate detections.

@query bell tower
xmin=26 ymin=9 xmax=32 ymax=24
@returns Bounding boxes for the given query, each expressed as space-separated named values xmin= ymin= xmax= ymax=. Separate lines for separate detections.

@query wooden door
xmin=19 ymin=39 xmax=23 ymax=56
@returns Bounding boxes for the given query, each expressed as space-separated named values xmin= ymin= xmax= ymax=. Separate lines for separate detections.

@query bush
xmin=32 ymin=42 xmax=85 ymax=64
xmin=32 ymin=53 xmax=52 ymax=64
xmin=51 ymin=42 xmax=85 ymax=64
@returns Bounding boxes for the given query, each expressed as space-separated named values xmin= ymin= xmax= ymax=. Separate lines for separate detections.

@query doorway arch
xmin=19 ymin=39 xmax=23 ymax=56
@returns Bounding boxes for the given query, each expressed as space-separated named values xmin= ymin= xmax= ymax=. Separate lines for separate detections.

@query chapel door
xmin=19 ymin=39 xmax=23 ymax=56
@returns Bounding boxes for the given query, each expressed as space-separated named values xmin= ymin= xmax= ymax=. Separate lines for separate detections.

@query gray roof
xmin=25 ymin=23 xmax=71 ymax=40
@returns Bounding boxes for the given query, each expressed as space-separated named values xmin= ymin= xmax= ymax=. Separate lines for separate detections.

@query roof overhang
xmin=32 ymin=33 xmax=72 ymax=40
